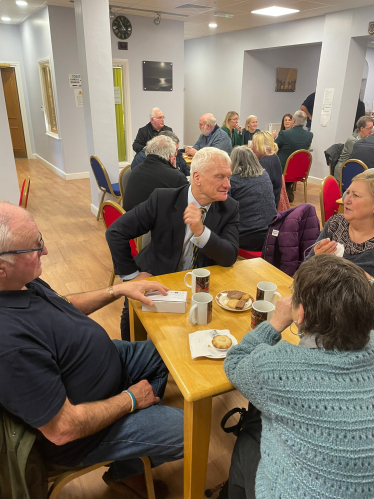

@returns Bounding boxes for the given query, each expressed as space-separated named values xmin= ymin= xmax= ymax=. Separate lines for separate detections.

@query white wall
xmin=111 ymin=14 xmax=184 ymax=149
xmin=240 ymin=44 xmax=321 ymax=130
xmin=48 ymin=6 xmax=88 ymax=177
xmin=184 ymin=16 xmax=324 ymax=145
xmin=364 ymin=47 xmax=374 ymax=110
xmin=0 ymin=24 xmax=35 ymax=153
xmin=19 ymin=7 xmax=65 ymax=173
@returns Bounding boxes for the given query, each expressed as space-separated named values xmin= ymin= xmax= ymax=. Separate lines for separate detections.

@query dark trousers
xmin=121 ymin=297 xmax=131 ymax=341
xmin=239 ymin=229 xmax=268 ymax=252
xmin=228 ymin=412 xmax=262 ymax=499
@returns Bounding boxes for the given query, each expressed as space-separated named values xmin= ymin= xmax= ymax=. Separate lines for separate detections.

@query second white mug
xmin=189 ymin=293 xmax=213 ymax=325
xmin=256 ymin=281 xmax=282 ymax=304
xmin=184 ymin=268 xmax=210 ymax=294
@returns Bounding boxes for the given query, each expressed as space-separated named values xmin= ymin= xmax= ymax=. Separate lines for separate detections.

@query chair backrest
xmin=119 ymin=164 xmax=132 ymax=204
xmin=320 ymin=175 xmax=341 ymax=227
xmin=340 ymin=159 xmax=367 ymax=193
xmin=100 ymin=201 xmax=138 ymax=257
xmin=283 ymin=150 xmax=312 ymax=182
xmin=19 ymin=176 xmax=31 ymax=209
xmin=90 ymin=156 xmax=113 ymax=194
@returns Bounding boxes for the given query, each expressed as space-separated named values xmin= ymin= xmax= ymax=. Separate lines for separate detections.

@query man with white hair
xmin=132 ymin=107 xmax=172 ymax=153
xmin=106 ymin=147 xmax=239 ymax=340
xmin=124 ymin=135 xmax=188 ymax=212
xmin=0 ymin=202 xmax=184 ymax=494
xmin=275 ymin=110 xmax=313 ymax=201
xmin=185 ymin=113 xmax=232 ymax=157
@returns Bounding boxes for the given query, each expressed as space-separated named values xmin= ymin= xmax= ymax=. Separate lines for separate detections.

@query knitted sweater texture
xmin=224 ymin=322 xmax=374 ymax=499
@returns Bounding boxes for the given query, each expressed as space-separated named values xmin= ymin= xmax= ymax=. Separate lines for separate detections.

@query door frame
xmin=0 ymin=61 xmax=33 ymax=159
xmin=112 ymin=58 xmax=133 ymax=164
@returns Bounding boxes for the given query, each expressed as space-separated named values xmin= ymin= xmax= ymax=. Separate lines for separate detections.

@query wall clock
xmin=112 ymin=16 xmax=132 ymax=40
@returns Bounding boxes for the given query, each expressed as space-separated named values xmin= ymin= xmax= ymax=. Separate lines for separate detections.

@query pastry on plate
xmin=227 ymin=290 xmax=243 ymax=300
xmin=212 ymin=335 xmax=233 ymax=349
xmin=227 ymin=299 xmax=239 ymax=309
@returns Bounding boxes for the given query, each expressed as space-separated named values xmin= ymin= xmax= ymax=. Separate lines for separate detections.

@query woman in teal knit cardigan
xmin=221 ymin=111 xmax=244 ymax=148
xmin=224 ymin=255 xmax=374 ymax=499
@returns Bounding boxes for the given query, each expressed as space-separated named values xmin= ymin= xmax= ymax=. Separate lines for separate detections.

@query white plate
xmin=215 ymin=290 xmax=254 ymax=312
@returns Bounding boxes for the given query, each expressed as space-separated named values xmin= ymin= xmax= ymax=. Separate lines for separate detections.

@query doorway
xmin=0 ymin=65 xmax=27 ymax=158
xmin=112 ymin=59 xmax=132 ymax=164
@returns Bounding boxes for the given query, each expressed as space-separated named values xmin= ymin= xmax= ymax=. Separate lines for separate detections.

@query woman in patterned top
xmin=306 ymin=169 xmax=374 ymax=278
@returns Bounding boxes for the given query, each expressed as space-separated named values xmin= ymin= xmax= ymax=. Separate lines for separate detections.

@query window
xmin=38 ymin=60 xmax=58 ymax=136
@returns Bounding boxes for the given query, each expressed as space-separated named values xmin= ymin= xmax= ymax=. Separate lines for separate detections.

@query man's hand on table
xmin=269 ymin=296 xmax=294 ymax=333
xmin=128 ymin=379 xmax=160 ymax=409
xmin=185 ymin=146 xmax=197 ymax=157
xmin=113 ymin=279 xmax=168 ymax=307
xmin=184 ymin=202 xmax=204 ymax=237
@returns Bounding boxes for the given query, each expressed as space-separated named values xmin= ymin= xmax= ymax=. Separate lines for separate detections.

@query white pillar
xmin=0 ymin=83 xmax=20 ymax=204
xmin=311 ymin=10 xmax=367 ymax=179
xmin=74 ymin=0 xmax=119 ymax=214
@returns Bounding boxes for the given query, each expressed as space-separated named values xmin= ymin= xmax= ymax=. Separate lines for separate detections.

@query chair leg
xmin=97 ymin=191 xmax=106 ymax=221
xmin=140 ymin=456 xmax=155 ymax=499
xmin=109 ymin=268 xmax=115 ymax=287
xmin=304 ymin=180 xmax=307 ymax=203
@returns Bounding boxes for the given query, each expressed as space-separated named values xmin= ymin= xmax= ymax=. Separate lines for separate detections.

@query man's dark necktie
xmin=191 ymin=207 xmax=207 ymax=269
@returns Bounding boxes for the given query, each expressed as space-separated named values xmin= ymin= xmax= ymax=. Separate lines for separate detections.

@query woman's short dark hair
xmin=292 ymin=255 xmax=374 ymax=351
xmin=281 ymin=113 xmax=293 ymax=131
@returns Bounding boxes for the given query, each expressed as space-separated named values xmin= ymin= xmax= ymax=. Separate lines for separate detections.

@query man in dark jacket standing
xmin=275 ymin=110 xmax=313 ymax=202
xmin=124 ymin=135 xmax=189 ymax=212
xmin=132 ymin=108 xmax=172 ymax=153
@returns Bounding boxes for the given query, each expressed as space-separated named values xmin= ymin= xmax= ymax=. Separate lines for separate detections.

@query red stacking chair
xmin=19 ymin=176 xmax=31 ymax=209
xmin=90 ymin=156 xmax=122 ymax=221
xmin=100 ymin=201 xmax=139 ymax=286
xmin=283 ymin=149 xmax=312 ymax=202
xmin=238 ymin=249 xmax=262 ymax=260
xmin=320 ymin=175 xmax=341 ymax=227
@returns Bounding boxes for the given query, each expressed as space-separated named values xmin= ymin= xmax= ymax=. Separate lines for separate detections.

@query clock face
xmin=112 ymin=16 xmax=132 ymax=40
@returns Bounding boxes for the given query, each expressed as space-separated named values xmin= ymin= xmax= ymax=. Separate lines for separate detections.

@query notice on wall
xmin=320 ymin=88 xmax=334 ymax=127
xmin=74 ymin=88 xmax=83 ymax=107
xmin=69 ymin=74 xmax=81 ymax=88
xmin=114 ymin=87 xmax=121 ymax=104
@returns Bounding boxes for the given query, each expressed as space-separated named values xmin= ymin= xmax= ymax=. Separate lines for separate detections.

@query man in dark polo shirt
xmin=124 ymin=135 xmax=188 ymax=212
xmin=132 ymin=107 xmax=172 ymax=153
xmin=0 ymin=202 xmax=183 ymax=494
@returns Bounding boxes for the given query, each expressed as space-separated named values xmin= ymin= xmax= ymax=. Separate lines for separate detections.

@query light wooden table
xmin=128 ymin=259 xmax=295 ymax=499
xmin=182 ymin=153 xmax=192 ymax=165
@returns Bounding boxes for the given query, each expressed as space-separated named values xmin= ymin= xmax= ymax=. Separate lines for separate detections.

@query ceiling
xmin=0 ymin=0 xmax=374 ymax=40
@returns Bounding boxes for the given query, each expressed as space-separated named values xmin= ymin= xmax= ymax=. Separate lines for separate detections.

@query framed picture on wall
xmin=275 ymin=68 xmax=298 ymax=92
xmin=143 ymin=61 xmax=173 ymax=91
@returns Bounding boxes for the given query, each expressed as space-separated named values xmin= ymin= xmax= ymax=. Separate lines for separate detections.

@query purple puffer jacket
xmin=261 ymin=203 xmax=320 ymax=277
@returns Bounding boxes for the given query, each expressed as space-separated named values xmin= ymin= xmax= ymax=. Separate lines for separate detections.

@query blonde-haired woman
xmin=252 ymin=131 xmax=283 ymax=206
xmin=243 ymin=115 xmax=260 ymax=145
xmin=306 ymin=169 xmax=374 ymax=278
xmin=221 ymin=111 xmax=244 ymax=147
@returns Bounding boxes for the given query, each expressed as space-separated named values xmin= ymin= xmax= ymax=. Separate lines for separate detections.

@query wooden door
xmin=1 ymin=67 xmax=27 ymax=158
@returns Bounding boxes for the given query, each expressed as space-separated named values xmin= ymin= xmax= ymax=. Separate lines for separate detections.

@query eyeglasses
xmin=0 ymin=232 xmax=44 ymax=256
xmin=229 ymin=118 xmax=239 ymax=122
xmin=153 ymin=116 xmax=165 ymax=120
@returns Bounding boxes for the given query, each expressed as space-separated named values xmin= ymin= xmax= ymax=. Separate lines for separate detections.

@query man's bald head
xmin=0 ymin=202 xmax=35 ymax=263
xmin=199 ymin=113 xmax=216 ymax=136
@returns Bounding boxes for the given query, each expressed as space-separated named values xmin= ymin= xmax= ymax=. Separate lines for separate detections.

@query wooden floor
xmin=14 ymin=159 xmax=322 ymax=499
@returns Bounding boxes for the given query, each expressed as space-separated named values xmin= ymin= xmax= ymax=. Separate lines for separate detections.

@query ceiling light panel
xmin=251 ymin=6 xmax=300 ymax=16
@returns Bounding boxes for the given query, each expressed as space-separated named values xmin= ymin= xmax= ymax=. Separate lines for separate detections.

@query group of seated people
xmin=2 ymin=106 xmax=374 ymax=499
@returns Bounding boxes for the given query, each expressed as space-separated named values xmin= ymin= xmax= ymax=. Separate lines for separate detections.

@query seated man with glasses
xmin=132 ymin=107 xmax=173 ymax=153
xmin=0 ymin=202 xmax=183 ymax=495
xmin=334 ymin=116 xmax=374 ymax=182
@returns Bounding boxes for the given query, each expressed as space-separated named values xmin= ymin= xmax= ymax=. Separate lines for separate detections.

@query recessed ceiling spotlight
xmin=1 ymin=16 xmax=11 ymax=21
xmin=251 ymin=6 xmax=299 ymax=16
xmin=209 ymin=22 xmax=217 ymax=27
xmin=16 ymin=1 xmax=28 ymax=5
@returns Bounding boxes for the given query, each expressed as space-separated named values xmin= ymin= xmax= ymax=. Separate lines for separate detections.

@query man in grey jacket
xmin=185 ymin=113 xmax=232 ymax=157
xmin=334 ymin=116 xmax=373 ymax=182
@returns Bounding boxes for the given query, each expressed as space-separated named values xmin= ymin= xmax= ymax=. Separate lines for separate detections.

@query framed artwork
xmin=275 ymin=68 xmax=298 ymax=92
xmin=143 ymin=61 xmax=173 ymax=91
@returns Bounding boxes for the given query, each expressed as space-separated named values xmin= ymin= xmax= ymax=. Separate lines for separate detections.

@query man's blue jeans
xmin=82 ymin=340 xmax=184 ymax=480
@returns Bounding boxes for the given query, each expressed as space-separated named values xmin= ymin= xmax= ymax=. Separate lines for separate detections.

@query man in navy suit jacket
xmin=106 ymin=147 xmax=239 ymax=340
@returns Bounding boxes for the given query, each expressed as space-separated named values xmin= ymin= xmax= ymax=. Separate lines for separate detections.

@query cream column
xmin=0 ymin=83 xmax=20 ymax=204
xmin=310 ymin=10 xmax=367 ymax=179
xmin=74 ymin=0 xmax=119 ymax=215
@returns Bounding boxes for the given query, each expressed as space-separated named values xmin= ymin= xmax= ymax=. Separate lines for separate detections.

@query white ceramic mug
xmin=184 ymin=268 xmax=210 ymax=294
xmin=256 ymin=281 xmax=282 ymax=304
xmin=251 ymin=300 xmax=275 ymax=329
xmin=189 ymin=293 xmax=213 ymax=325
